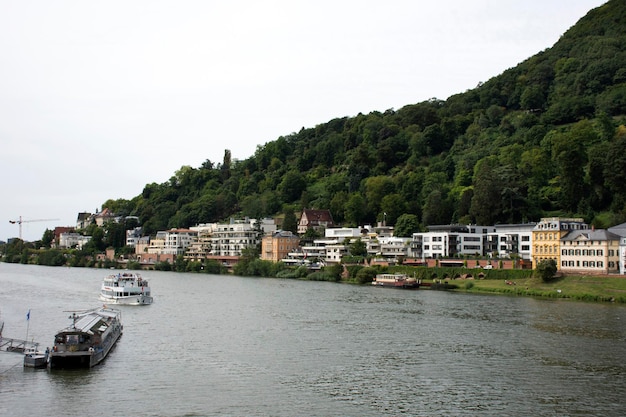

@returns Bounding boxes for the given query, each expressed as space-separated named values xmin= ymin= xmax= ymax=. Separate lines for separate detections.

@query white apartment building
xmin=190 ymin=223 xmax=219 ymax=236
xmin=325 ymin=227 xmax=363 ymax=239
xmin=324 ymin=241 xmax=349 ymax=264
xmin=147 ymin=229 xmax=197 ymax=256
xmin=486 ymin=223 xmax=536 ymax=260
xmin=410 ymin=224 xmax=495 ymax=259
xmin=125 ymin=227 xmax=143 ymax=247
xmin=58 ymin=232 xmax=91 ymax=249
xmin=185 ymin=233 xmax=214 ymax=261
xmin=378 ymin=236 xmax=411 ymax=259
xmin=209 ymin=220 xmax=261 ymax=257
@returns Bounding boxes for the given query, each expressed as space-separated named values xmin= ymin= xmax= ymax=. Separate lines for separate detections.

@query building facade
xmin=209 ymin=220 xmax=261 ymax=257
xmin=532 ymin=217 xmax=588 ymax=269
xmin=261 ymin=231 xmax=301 ymax=262
xmin=560 ymin=229 xmax=621 ymax=274
xmin=58 ymin=232 xmax=91 ymax=249
xmin=297 ymin=209 xmax=335 ymax=235
xmin=146 ymin=229 xmax=197 ymax=256
xmin=410 ymin=224 xmax=495 ymax=259
xmin=486 ymin=223 xmax=536 ymax=260
xmin=608 ymin=223 xmax=626 ymax=275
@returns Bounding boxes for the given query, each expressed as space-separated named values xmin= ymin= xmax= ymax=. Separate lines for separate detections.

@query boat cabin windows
xmin=56 ymin=334 xmax=87 ymax=344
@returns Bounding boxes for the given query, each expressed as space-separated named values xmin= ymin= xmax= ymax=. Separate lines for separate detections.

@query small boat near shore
xmin=100 ymin=272 xmax=153 ymax=305
xmin=48 ymin=307 xmax=123 ymax=369
xmin=372 ymin=273 xmax=420 ymax=289
xmin=23 ymin=346 xmax=48 ymax=368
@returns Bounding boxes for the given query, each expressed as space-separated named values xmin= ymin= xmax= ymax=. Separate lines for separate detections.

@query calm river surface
xmin=1 ymin=263 xmax=625 ymax=416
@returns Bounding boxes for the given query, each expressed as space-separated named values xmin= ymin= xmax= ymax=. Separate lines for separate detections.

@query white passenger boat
xmin=100 ymin=272 xmax=153 ymax=305
xmin=48 ymin=307 xmax=123 ymax=369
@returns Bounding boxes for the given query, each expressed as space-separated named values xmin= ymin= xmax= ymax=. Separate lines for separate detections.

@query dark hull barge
xmin=48 ymin=307 xmax=122 ymax=369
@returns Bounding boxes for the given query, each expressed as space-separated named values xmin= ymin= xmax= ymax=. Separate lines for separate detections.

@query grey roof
xmin=608 ymin=222 xmax=626 ymax=237
xmin=561 ymin=229 xmax=621 ymax=241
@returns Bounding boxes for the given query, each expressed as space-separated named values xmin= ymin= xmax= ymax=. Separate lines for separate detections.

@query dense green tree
xmin=349 ymin=238 xmax=368 ymax=257
xmin=104 ymin=221 xmax=127 ymax=248
xmin=279 ymin=170 xmax=307 ymax=202
xmin=282 ymin=207 xmax=298 ymax=234
xmin=83 ymin=227 xmax=106 ymax=253
xmin=329 ymin=191 xmax=348 ymax=224
xmin=379 ymin=193 xmax=407 ymax=226
xmin=604 ymin=126 xmax=626 ymax=196
xmin=344 ymin=193 xmax=367 ymax=227
xmin=551 ymin=123 xmax=590 ymax=212
xmin=587 ymin=141 xmax=611 ymax=209
xmin=469 ymin=157 xmax=502 ymax=225
xmin=41 ymin=229 xmax=54 ymax=248
xmin=536 ymin=259 xmax=558 ymax=282
xmin=364 ymin=176 xmax=396 ymax=217
xmin=394 ymin=214 xmax=420 ymax=237
xmin=220 ymin=149 xmax=232 ymax=181
xmin=422 ymin=190 xmax=449 ymax=226
xmin=37 ymin=249 xmax=66 ymax=266
xmin=355 ymin=267 xmax=378 ymax=284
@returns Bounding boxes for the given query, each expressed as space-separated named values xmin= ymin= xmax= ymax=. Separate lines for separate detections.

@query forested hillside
xmin=104 ymin=0 xmax=626 ymax=237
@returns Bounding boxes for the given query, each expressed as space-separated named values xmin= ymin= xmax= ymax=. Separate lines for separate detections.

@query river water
xmin=1 ymin=263 xmax=625 ymax=416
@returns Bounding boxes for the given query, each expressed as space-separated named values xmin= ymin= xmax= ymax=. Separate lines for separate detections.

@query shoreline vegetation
xmin=355 ymin=266 xmax=626 ymax=304
xmin=2 ymin=251 xmax=625 ymax=304
xmin=449 ymin=275 xmax=626 ymax=304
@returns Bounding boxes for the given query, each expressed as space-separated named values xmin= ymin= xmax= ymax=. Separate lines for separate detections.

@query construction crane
xmin=9 ymin=216 xmax=60 ymax=240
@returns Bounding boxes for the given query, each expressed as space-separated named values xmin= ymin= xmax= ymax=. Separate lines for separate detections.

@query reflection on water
xmin=1 ymin=263 xmax=625 ymax=416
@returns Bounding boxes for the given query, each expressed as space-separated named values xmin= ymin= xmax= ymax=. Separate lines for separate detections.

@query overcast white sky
xmin=0 ymin=0 xmax=606 ymax=242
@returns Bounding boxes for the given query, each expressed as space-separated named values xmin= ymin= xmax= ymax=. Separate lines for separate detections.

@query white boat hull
xmin=99 ymin=293 xmax=153 ymax=305
xmin=100 ymin=272 xmax=153 ymax=305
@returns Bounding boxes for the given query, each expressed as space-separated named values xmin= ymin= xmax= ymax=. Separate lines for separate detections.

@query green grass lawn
xmin=447 ymin=275 xmax=626 ymax=303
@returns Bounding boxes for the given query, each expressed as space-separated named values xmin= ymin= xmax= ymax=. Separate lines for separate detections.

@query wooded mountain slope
xmin=104 ymin=0 xmax=626 ymax=237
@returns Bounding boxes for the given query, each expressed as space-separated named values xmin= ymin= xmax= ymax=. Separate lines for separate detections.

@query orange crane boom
xmin=9 ymin=216 xmax=60 ymax=240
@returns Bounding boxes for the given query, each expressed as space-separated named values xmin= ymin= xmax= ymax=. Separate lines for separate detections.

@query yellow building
xmin=532 ymin=217 xmax=588 ymax=269
xmin=261 ymin=231 xmax=301 ymax=262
